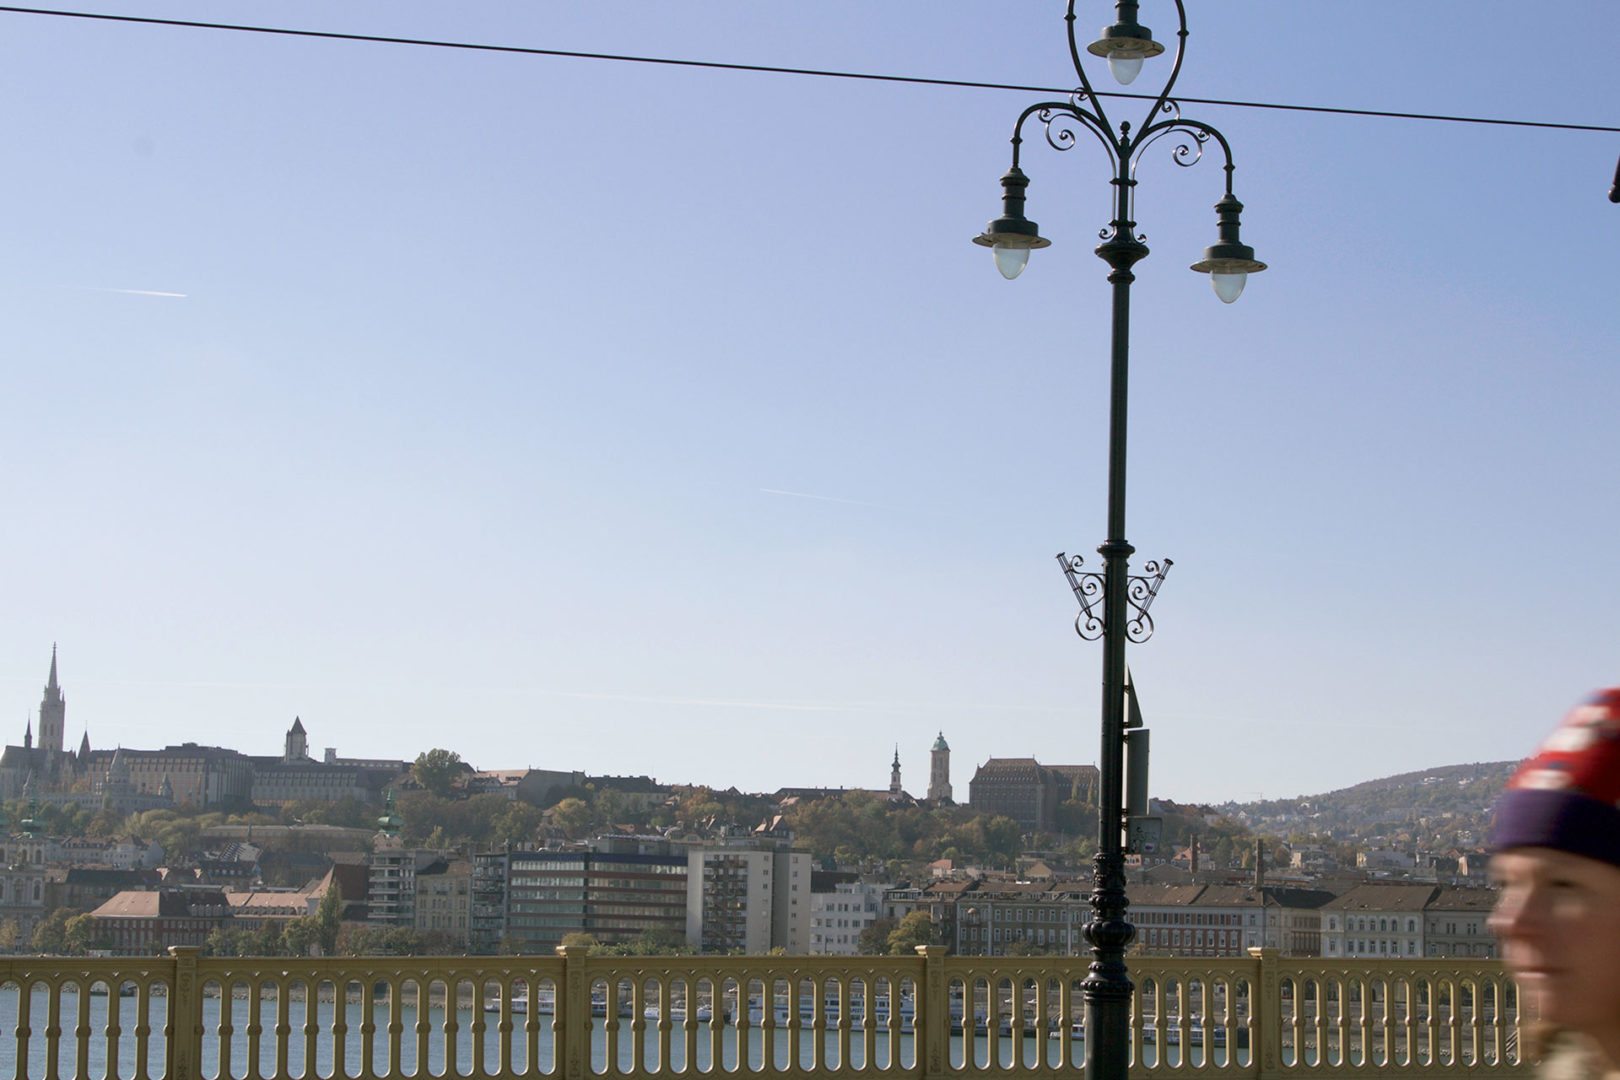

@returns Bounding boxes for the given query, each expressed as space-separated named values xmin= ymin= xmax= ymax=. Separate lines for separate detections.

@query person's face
xmin=1490 ymin=848 xmax=1620 ymax=1034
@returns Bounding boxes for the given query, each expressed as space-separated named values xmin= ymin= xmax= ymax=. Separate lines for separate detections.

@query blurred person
xmin=1490 ymin=687 xmax=1620 ymax=1077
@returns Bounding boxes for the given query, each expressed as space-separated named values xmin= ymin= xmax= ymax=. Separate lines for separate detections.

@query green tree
xmin=492 ymin=802 xmax=544 ymax=845
xmin=84 ymin=807 xmax=126 ymax=838
xmin=411 ymin=748 xmax=463 ymax=798
xmin=0 ymin=918 xmax=20 ymax=952
xmin=205 ymin=928 xmax=247 ymax=957
xmin=858 ymin=918 xmax=896 ymax=955
xmin=249 ymin=920 xmax=285 ymax=956
xmin=886 ymin=911 xmax=936 ymax=955
xmin=31 ymin=909 xmax=75 ymax=954
xmin=313 ymin=881 xmax=342 ymax=955
xmin=551 ymin=798 xmax=592 ymax=838
xmin=981 ymin=816 xmax=1023 ymax=866
xmin=282 ymin=917 xmax=319 ymax=957
xmin=63 ymin=913 xmax=104 ymax=955
xmin=559 ymin=931 xmax=599 ymax=951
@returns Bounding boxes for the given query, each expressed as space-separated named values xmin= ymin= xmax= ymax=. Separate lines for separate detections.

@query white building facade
xmin=809 ymin=881 xmax=887 ymax=955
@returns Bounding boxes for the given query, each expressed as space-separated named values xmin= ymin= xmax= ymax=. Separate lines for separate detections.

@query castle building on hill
xmin=968 ymin=757 xmax=1099 ymax=832
xmin=0 ymin=647 xmax=98 ymax=803
xmin=247 ymin=717 xmax=396 ymax=808
xmin=2 ymin=649 xmax=402 ymax=812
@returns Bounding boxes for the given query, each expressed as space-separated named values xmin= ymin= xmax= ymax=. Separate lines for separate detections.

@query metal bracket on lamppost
xmin=1057 ymin=552 xmax=1173 ymax=642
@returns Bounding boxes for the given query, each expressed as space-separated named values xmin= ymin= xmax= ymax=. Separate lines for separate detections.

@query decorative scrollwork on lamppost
xmin=975 ymin=6 xmax=1266 ymax=1080
xmin=1058 ymin=553 xmax=1173 ymax=644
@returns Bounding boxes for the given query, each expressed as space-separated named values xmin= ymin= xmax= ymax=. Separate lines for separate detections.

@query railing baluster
xmin=41 ymin=977 xmax=62 ymax=1080
xmin=272 ymin=979 xmax=291 ymax=1080
xmin=104 ymin=978 xmax=125 ymax=1080
xmin=69 ymin=979 xmax=90 ymax=1080
xmin=0 ymin=949 xmax=1543 ymax=1080
xmin=245 ymin=977 xmax=263 ymax=1080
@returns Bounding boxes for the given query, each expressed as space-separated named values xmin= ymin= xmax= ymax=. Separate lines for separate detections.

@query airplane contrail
xmin=60 ymin=285 xmax=188 ymax=298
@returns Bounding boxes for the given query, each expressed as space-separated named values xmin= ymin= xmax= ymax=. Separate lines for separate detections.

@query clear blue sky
xmin=2 ymin=2 xmax=1616 ymax=805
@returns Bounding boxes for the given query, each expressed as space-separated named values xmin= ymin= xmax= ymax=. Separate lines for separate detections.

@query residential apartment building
xmin=226 ymin=889 xmax=317 ymax=934
xmin=413 ymin=857 xmax=472 ymax=942
xmin=1259 ymin=888 xmax=1337 ymax=957
xmin=88 ymin=888 xmax=234 ymax=953
xmin=686 ymin=846 xmax=811 ymax=954
xmin=1130 ymin=884 xmax=1239 ymax=956
xmin=1423 ymin=887 xmax=1497 ymax=959
xmin=880 ymin=877 xmax=1091 ymax=957
xmin=1321 ymin=884 xmax=1434 ymax=959
xmin=1130 ymin=883 xmax=1336 ymax=958
xmin=1356 ymin=847 xmax=1415 ymax=872
xmin=950 ymin=881 xmax=1091 ymax=957
xmin=47 ymin=867 xmax=162 ymax=915
xmin=369 ymin=827 xmax=444 ymax=928
xmin=808 ymin=879 xmax=887 ymax=955
xmin=45 ymin=835 xmax=163 ymax=870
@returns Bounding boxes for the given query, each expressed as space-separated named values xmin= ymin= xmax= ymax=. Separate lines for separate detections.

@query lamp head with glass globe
xmin=1084 ymin=0 xmax=1165 ymax=85
xmin=972 ymin=166 xmax=1051 ymax=279
xmin=1189 ymin=192 xmax=1267 ymax=303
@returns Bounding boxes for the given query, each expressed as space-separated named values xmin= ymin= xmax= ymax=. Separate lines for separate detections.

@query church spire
xmin=24 ymin=714 xmax=32 ymax=750
xmin=38 ymin=646 xmax=66 ymax=755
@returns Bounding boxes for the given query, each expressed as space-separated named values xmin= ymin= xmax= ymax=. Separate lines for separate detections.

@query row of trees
xmin=782 ymin=793 xmax=1032 ymax=868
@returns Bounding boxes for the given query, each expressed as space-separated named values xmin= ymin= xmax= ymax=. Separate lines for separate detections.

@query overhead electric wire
xmin=1 ymin=4 xmax=1617 ymax=136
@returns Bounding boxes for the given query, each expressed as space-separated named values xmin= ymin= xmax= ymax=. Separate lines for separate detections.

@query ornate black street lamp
xmin=973 ymin=4 xmax=1265 ymax=1079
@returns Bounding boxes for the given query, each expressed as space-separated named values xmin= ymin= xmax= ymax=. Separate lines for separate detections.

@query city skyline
xmin=1 ymin=645 xmax=1514 ymax=808
xmin=2 ymin=2 xmax=1616 ymax=804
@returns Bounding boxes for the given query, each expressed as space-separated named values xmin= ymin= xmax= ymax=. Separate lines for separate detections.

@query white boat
xmin=485 ymin=988 xmax=555 ymax=1014
xmin=485 ymin=994 xmax=525 ymax=1013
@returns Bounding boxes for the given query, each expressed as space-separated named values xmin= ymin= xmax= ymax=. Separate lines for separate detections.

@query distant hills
xmin=1216 ymin=761 xmax=1520 ymax=848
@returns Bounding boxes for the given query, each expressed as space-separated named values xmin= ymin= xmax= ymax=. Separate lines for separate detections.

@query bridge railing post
xmin=556 ymin=945 xmax=590 ymax=1080
xmin=1248 ymin=946 xmax=1281 ymax=1080
xmin=917 ymin=945 xmax=949 ymax=1080
xmin=167 ymin=946 xmax=203 ymax=1080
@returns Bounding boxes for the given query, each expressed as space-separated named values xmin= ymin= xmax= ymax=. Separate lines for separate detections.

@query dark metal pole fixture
xmin=1609 ymin=154 xmax=1620 ymax=203
xmin=974 ymin=5 xmax=1264 ymax=1080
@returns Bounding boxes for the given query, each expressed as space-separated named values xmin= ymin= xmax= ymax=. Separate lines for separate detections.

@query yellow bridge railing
xmin=0 ymin=946 xmax=1528 ymax=1079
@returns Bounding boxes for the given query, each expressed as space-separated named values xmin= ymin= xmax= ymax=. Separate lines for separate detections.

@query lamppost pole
xmin=973 ymin=5 xmax=1266 ymax=1080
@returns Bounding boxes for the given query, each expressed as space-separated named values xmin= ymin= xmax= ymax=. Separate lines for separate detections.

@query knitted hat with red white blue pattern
xmin=1490 ymin=687 xmax=1620 ymax=867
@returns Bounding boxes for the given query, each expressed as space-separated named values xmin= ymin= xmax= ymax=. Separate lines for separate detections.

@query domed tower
xmin=376 ymin=790 xmax=404 ymax=850
xmin=889 ymin=746 xmax=903 ymax=797
xmin=928 ymin=732 xmax=953 ymax=803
